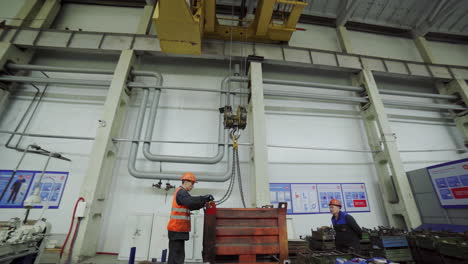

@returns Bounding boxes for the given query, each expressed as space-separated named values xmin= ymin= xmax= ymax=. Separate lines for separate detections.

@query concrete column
xmin=137 ymin=4 xmax=155 ymax=34
xmin=337 ymin=27 xmax=421 ymax=228
xmin=414 ymin=36 xmax=436 ymax=64
xmin=72 ymin=50 xmax=134 ymax=262
xmin=9 ymin=0 xmax=43 ymax=27
xmin=357 ymin=69 xmax=422 ymax=229
xmin=30 ymin=0 xmax=61 ymax=29
xmin=437 ymin=79 xmax=468 ymax=147
xmin=336 ymin=26 xmax=353 ymax=53
xmin=415 ymin=37 xmax=467 ymax=152
xmin=248 ymin=61 xmax=270 ymax=207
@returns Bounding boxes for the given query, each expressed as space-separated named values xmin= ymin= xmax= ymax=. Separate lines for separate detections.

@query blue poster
xmin=461 ymin=175 xmax=468 ymax=186
xmin=428 ymin=158 xmax=468 ymax=208
xmin=0 ymin=170 xmax=35 ymax=208
xmin=270 ymin=183 xmax=293 ymax=214
xmin=270 ymin=182 xmax=370 ymax=215
xmin=0 ymin=170 xmax=68 ymax=209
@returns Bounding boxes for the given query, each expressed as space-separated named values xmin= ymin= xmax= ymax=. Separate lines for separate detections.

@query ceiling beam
xmin=413 ymin=0 xmax=465 ymax=36
xmin=336 ymin=0 xmax=363 ymax=26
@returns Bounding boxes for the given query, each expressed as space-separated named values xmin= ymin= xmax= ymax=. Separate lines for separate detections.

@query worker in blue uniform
xmin=329 ymin=199 xmax=362 ymax=253
xmin=167 ymin=172 xmax=214 ymax=264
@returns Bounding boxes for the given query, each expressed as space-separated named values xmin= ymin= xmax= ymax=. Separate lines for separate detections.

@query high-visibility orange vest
xmin=167 ymin=187 xmax=191 ymax=232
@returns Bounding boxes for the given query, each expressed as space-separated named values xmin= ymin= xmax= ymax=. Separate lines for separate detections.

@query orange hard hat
xmin=329 ymin=199 xmax=342 ymax=208
xmin=181 ymin=172 xmax=197 ymax=183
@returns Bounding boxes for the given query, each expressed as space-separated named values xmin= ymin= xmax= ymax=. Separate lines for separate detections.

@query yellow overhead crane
xmin=153 ymin=0 xmax=307 ymax=55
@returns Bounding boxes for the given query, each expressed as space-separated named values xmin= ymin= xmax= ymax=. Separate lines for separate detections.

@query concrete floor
xmin=77 ymin=255 xmax=128 ymax=264
xmin=39 ymin=252 xmax=127 ymax=264
xmin=39 ymin=253 xmax=205 ymax=264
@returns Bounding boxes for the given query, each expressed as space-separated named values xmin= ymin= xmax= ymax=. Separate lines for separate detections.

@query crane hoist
xmin=153 ymin=0 xmax=307 ymax=55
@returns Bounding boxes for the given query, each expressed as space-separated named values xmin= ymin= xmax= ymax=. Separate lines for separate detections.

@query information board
xmin=427 ymin=158 xmax=468 ymax=208
xmin=0 ymin=170 xmax=68 ymax=209
xmin=270 ymin=183 xmax=293 ymax=214
xmin=341 ymin=183 xmax=370 ymax=212
xmin=317 ymin=183 xmax=343 ymax=213
xmin=291 ymin=184 xmax=319 ymax=214
xmin=270 ymin=182 xmax=370 ymax=215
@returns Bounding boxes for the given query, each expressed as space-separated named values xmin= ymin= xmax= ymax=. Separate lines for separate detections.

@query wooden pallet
xmin=203 ymin=202 xmax=289 ymax=263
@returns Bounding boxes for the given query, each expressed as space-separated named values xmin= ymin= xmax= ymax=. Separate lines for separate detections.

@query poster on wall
xmin=317 ymin=184 xmax=344 ymax=213
xmin=0 ymin=170 xmax=68 ymax=209
xmin=427 ymin=158 xmax=468 ymax=208
xmin=290 ymin=184 xmax=319 ymax=214
xmin=270 ymin=183 xmax=293 ymax=214
xmin=269 ymin=182 xmax=370 ymax=214
xmin=30 ymin=172 xmax=69 ymax=209
xmin=341 ymin=183 xmax=370 ymax=212
xmin=0 ymin=170 xmax=35 ymax=208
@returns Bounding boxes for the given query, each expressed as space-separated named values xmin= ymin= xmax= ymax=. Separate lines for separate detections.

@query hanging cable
xmin=64 ymin=218 xmax=82 ymax=264
xmin=214 ymin=128 xmax=246 ymax=208
xmin=228 ymin=0 xmax=235 ymax=77
xmin=234 ymin=131 xmax=246 ymax=208
xmin=214 ymin=149 xmax=236 ymax=205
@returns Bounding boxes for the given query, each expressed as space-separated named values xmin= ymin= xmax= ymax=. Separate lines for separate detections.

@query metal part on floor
xmin=408 ymin=229 xmax=468 ymax=264
xmin=0 ymin=218 xmax=50 ymax=264
xmin=307 ymin=227 xmax=336 ymax=251
xmin=368 ymin=227 xmax=413 ymax=263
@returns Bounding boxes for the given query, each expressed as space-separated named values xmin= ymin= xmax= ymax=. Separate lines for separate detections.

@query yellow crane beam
xmin=153 ymin=0 xmax=308 ymax=55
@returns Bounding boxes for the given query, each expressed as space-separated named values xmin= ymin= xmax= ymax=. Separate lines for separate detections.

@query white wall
xmin=52 ymin=4 xmax=143 ymax=33
xmin=0 ymin=51 xmax=117 ymax=238
xmin=2 ymin=52 xmax=466 ymax=251
xmin=428 ymin=40 xmax=468 ymax=67
xmin=262 ymin=66 xmax=388 ymax=237
xmin=0 ymin=0 xmax=26 ymax=24
xmin=98 ymin=57 xmax=252 ymax=253
xmin=1 ymin=0 xmax=468 ymax=257
xmin=348 ymin=30 xmax=423 ymax=62
xmin=374 ymin=76 xmax=468 ymax=171
xmin=289 ymin=24 xmax=342 ymax=52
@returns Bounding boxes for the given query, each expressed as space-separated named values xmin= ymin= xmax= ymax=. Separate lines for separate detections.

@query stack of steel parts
xmin=360 ymin=228 xmax=372 ymax=257
xmin=202 ymin=202 xmax=288 ymax=263
xmin=296 ymin=250 xmax=355 ymax=264
xmin=288 ymin=239 xmax=309 ymax=261
xmin=408 ymin=230 xmax=468 ymax=264
xmin=408 ymin=230 xmax=446 ymax=263
xmin=307 ymin=227 xmax=336 ymax=251
xmin=369 ymin=227 xmax=413 ymax=263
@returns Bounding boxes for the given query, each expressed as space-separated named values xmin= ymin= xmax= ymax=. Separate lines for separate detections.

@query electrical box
xmin=75 ymin=201 xmax=87 ymax=218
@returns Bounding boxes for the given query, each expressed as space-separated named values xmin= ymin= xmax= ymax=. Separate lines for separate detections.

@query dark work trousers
xmin=7 ymin=190 xmax=19 ymax=203
xmin=168 ymin=239 xmax=185 ymax=264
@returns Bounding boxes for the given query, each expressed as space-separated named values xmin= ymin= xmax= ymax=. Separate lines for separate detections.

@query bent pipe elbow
xmin=129 ymin=143 xmax=233 ymax=182
xmin=142 ymin=144 xmax=226 ymax=164
xmin=141 ymin=76 xmax=242 ymax=164
xmin=127 ymin=84 xmax=233 ymax=182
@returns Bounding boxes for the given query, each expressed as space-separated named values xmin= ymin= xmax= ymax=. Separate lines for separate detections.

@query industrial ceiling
xmin=64 ymin=0 xmax=468 ymax=41
xmin=217 ymin=0 xmax=468 ymax=37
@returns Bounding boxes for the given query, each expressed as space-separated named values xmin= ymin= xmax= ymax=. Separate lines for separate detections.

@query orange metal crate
xmin=203 ymin=202 xmax=288 ymax=263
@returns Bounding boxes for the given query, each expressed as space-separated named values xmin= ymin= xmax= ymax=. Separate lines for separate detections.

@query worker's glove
xmin=203 ymin=194 xmax=214 ymax=202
